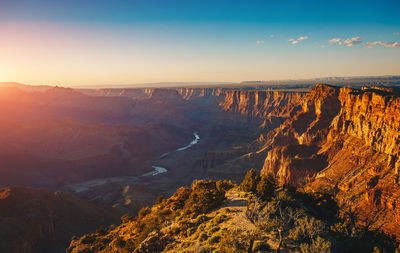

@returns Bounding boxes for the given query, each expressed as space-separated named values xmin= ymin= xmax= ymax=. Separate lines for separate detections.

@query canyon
xmin=87 ymin=83 xmax=400 ymax=238
xmin=1 ymin=81 xmax=400 ymax=251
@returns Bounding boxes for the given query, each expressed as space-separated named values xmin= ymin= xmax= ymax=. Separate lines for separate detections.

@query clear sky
xmin=0 ymin=0 xmax=399 ymax=86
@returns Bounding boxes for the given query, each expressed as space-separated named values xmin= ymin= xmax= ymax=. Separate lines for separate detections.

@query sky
xmin=0 ymin=0 xmax=399 ymax=86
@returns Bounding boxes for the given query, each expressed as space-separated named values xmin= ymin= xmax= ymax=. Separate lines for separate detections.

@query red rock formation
xmin=196 ymin=90 xmax=308 ymax=181
xmin=259 ymin=84 xmax=400 ymax=237
xmin=219 ymin=90 xmax=306 ymax=119
xmin=260 ymin=84 xmax=340 ymax=185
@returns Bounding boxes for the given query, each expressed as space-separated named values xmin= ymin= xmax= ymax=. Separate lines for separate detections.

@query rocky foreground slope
xmin=68 ymin=175 xmax=398 ymax=253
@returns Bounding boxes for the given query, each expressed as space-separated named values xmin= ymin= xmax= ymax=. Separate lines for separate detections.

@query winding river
xmin=142 ymin=132 xmax=200 ymax=176
xmin=65 ymin=132 xmax=200 ymax=192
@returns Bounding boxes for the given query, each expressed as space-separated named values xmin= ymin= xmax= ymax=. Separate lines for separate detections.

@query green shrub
xmin=183 ymin=180 xmax=226 ymax=215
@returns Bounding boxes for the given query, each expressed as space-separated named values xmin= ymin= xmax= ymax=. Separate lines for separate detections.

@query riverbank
xmin=63 ymin=132 xmax=200 ymax=193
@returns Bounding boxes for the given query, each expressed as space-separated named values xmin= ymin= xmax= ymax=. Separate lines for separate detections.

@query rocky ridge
xmin=259 ymin=84 xmax=400 ymax=237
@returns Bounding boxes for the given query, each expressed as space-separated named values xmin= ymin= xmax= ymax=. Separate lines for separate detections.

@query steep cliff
xmin=219 ymin=90 xmax=306 ymax=119
xmin=196 ymin=90 xmax=308 ymax=181
xmin=260 ymin=84 xmax=340 ymax=185
xmin=176 ymin=87 xmax=222 ymax=100
xmin=260 ymin=84 xmax=400 ymax=237
xmin=311 ymin=86 xmax=400 ymax=237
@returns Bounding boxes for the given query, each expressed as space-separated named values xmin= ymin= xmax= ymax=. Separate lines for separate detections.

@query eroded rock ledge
xmin=260 ymin=84 xmax=400 ymax=237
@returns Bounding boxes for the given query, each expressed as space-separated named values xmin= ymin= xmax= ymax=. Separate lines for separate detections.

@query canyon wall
xmin=259 ymin=84 xmax=400 ymax=237
xmin=219 ymin=89 xmax=306 ymax=119
xmin=83 ymin=84 xmax=400 ymax=237
xmin=193 ymin=89 xmax=308 ymax=181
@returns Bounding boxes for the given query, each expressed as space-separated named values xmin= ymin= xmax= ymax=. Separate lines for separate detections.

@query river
xmin=143 ymin=132 xmax=200 ymax=176
xmin=64 ymin=131 xmax=200 ymax=192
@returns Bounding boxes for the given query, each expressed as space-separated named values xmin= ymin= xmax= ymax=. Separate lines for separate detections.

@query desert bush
xmin=300 ymin=236 xmax=331 ymax=253
xmin=217 ymin=229 xmax=252 ymax=253
xmin=330 ymin=221 xmax=351 ymax=238
xmin=250 ymin=189 xmax=306 ymax=252
xmin=290 ymin=216 xmax=326 ymax=243
xmin=169 ymin=187 xmax=193 ymax=211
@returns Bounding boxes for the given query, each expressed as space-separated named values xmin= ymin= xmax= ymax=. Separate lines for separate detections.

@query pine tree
xmin=240 ymin=168 xmax=260 ymax=193
xmin=256 ymin=174 xmax=276 ymax=201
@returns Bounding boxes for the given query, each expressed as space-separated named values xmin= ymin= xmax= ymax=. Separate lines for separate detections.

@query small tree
xmin=183 ymin=180 xmax=226 ymax=215
xmin=240 ymin=168 xmax=260 ymax=193
xmin=256 ymin=174 xmax=276 ymax=201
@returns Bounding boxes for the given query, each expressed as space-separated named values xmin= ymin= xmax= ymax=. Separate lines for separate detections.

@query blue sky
xmin=1 ymin=0 xmax=399 ymax=24
xmin=0 ymin=0 xmax=399 ymax=86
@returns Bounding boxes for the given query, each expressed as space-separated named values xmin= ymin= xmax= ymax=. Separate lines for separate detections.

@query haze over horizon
xmin=1 ymin=0 xmax=400 ymax=86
